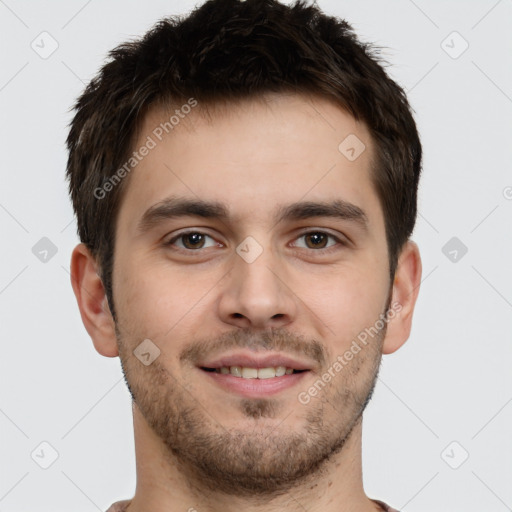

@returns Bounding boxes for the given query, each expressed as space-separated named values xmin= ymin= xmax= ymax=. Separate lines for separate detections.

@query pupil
xmin=307 ymin=233 xmax=326 ymax=249
xmin=184 ymin=233 xmax=204 ymax=249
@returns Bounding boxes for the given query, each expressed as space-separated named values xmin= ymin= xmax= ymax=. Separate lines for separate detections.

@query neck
xmin=125 ymin=403 xmax=382 ymax=512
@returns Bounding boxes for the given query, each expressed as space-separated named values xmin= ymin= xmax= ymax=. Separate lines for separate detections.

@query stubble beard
xmin=116 ymin=321 xmax=385 ymax=498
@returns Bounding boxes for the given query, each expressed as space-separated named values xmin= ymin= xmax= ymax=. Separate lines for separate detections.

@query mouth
xmin=200 ymin=366 xmax=308 ymax=379
xmin=196 ymin=352 xmax=313 ymax=398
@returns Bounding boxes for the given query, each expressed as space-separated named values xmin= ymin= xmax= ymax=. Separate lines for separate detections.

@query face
xmin=112 ymin=93 xmax=392 ymax=495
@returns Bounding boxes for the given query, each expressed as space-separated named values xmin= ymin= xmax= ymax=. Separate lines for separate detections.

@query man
xmin=66 ymin=0 xmax=422 ymax=510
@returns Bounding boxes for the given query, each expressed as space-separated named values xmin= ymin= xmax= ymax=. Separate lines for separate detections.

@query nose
xmin=217 ymin=246 xmax=297 ymax=330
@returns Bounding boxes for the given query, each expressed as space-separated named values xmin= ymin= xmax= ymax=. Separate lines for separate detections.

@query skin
xmin=71 ymin=92 xmax=422 ymax=512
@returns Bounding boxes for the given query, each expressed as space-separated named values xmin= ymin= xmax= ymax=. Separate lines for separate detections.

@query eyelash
xmin=165 ymin=230 xmax=347 ymax=255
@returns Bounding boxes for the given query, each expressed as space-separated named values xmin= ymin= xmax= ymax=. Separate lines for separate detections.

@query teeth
xmin=241 ymin=367 xmax=258 ymax=379
xmin=230 ymin=366 xmax=242 ymax=377
xmin=258 ymin=367 xmax=277 ymax=379
xmin=275 ymin=366 xmax=286 ymax=377
xmin=214 ymin=366 xmax=299 ymax=379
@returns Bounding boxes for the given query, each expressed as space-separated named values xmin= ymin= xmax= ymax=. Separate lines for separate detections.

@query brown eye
xmin=293 ymin=231 xmax=341 ymax=251
xmin=181 ymin=232 xmax=206 ymax=249
xmin=304 ymin=232 xmax=329 ymax=249
xmin=167 ymin=231 xmax=218 ymax=250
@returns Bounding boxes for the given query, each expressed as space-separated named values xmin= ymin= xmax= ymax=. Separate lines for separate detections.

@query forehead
xmin=118 ymin=92 xmax=381 ymax=231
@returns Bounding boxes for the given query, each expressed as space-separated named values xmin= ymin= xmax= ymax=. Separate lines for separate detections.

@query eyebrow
xmin=136 ymin=196 xmax=369 ymax=234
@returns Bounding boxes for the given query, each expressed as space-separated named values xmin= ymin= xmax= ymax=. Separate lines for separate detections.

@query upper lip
xmin=198 ymin=351 xmax=314 ymax=371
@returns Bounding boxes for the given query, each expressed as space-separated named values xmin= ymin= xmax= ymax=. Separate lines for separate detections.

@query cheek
xmin=301 ymin=267 xmax=389 ymax=352
xmin=114 ymin=259 xmax=217 ymax=341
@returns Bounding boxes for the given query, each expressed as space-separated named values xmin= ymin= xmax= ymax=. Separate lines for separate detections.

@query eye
xmin=164 ymin=229 xmax=346 ymax=254
xmin=291 ymin=231 xmax=345 ymax=251
xmin=166 ymin=231 xmax=220 ymax=250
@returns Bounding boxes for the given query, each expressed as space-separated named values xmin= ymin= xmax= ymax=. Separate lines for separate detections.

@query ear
xmin=69 ymin=243 xmax=119 ymax=357
xmin=382 ymin=240 xmax=422 ymax=355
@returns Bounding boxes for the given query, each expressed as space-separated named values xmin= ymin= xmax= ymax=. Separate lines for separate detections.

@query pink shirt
xmin=105 ymin=498 xmax=399 ymax=511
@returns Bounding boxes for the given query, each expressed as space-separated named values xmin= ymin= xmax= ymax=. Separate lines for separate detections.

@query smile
xmin=201 ymin=366 xmax=308 ymax=379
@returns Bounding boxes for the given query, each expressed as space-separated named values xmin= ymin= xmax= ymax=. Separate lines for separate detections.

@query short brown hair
xmin=66 ymin=0 xmax=422 ymax=321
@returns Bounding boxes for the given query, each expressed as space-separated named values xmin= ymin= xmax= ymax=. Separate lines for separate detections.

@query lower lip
xmin=200 ymin=369 xmax=310 ymax=398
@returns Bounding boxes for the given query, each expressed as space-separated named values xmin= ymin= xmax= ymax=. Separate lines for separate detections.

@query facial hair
xmin=116 ymin=304 xmax=389 ymax=499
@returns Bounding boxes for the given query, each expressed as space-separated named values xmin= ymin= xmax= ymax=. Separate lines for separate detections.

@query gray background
xmin=1 ymin=1 xmax=511 ymax=511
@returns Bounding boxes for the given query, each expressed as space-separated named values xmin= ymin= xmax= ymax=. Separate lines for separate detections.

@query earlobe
xmin=70 ymin=243 xmax=119 ymax=357
xmin=382 ymin=241 xmax=422 ymax=355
